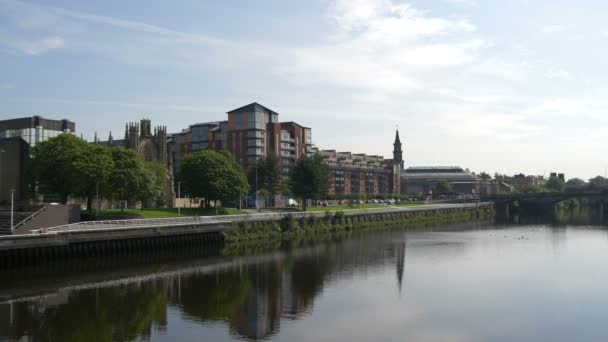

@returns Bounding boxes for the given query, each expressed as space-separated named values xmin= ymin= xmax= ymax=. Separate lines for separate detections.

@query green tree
xmin=74 ymin=144 xmax=113 ymax=212
xmin=177 ymin=150 xmax=249 ymax=209
xmin=138 ymin=162 xmax=166 ymax=208
xmin=566 ymin=178 xmax=586 ymax=186
xmin=247 ymin=155 xmax=281 ymax=206
xmin=434 ymin=179 xmax=455 ymax=195
xmin=479 ymin=172 xmax=491 ymax=180
xmin=30 ymin=134 xmax=113 ymax=207
xmin=288 ymin=154 xmax=329 ymax=211
xmin=589 ymin=176 xmax=608 ymax=187
xmin=544 ymin=177 xmax=565 ymax=192
xmin=108 ymin=147 xmax=145 ymax=208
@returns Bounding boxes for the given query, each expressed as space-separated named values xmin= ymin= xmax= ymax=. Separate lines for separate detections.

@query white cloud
xmin=542 ymin=25 xmax=564 ymax=33
xmin=278 ymin=0 xmax=488 ymax=95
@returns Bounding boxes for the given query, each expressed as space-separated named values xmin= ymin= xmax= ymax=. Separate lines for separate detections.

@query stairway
xmin=0 ymin=212 xmax=35 ymax=235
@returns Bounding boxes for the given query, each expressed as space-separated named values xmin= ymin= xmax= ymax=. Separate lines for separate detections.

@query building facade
xmin=401 ymin=167 xmax=480 ymax=195
xmin=0 ymin=138 xmax=29 ymax=203
xmin=170 ymin=103 xmax=313 ymax=177
xmin=314 ymin=130 xmax=403 ymax=197
xmin=98 ymin=118 xmax=173 ymax=207
xmin=0 ymin=116 xmax=75 ymax=203
xmin=0 ymin=116 xmax=75 ymax=147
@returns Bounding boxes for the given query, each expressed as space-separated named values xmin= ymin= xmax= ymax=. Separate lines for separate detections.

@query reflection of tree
xmin=3 ymin=285 xmax=167 ymax=342
xmin=178 ymin=272 xmax=250 ymax=322
xmin=288 ymin=255 xmax=331 ymax=313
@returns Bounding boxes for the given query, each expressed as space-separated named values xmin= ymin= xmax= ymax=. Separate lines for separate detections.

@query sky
xmin=1 ymin=0 xmax=607 ymax=180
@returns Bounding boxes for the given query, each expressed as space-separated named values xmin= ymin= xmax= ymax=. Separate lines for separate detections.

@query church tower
xmin=393 ymin=129 xmax=404 ymax=170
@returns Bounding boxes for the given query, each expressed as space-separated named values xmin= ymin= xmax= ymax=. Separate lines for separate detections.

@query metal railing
xmin=12 ymin=206 xmax=48 ymax=233
xmin=31 ymin=203 xmax=491 ymax=235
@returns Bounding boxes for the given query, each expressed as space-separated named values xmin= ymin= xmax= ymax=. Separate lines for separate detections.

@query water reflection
xmin=2 ymin=213 xmax=608 ymax=341
xmin=0 ymin=233 xmax=410 ymax=342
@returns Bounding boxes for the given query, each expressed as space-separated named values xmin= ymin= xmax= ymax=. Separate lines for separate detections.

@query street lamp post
xmin=96 ymin=180 xmax=100 ymax=217
xmin=0 ymin=149 xmax=4 ymax=206
xmin=10 ymin=189 xmax=15 ymax=232
xmin=177 ymin=182 xmax=181 ymax=216
xmin=255 ymin=163 xmax=258 ymax=211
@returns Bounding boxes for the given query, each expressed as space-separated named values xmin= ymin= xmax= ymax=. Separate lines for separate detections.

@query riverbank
xmin=0 ymin=203 xmax=493 ymax=268
xmin=223 ymin=204 xmax=494 ymax=243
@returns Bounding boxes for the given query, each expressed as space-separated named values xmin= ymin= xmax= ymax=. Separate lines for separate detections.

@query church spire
xmin=393 ymin=129 xmax=403 ymax=169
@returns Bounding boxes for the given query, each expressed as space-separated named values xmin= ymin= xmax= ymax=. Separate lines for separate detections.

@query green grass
xmin=396 ymin=202 xmax=426 ymax=207
xmin=305 ymin=202 xmax=425 ymax=212
xmin=84 ymin=207 xmax=244 ymax=220
xmin=306 ymin=204 xmax=386 ymax=212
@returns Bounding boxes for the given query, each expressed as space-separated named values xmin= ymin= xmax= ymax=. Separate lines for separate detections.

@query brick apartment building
xmin=312 ymin=130 xmax=404 ymax=197
xmin=169 ymin=103 xmax=313 ymax=176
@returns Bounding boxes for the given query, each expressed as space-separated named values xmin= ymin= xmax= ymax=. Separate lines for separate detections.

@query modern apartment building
xmin=170 ymin=103 xmax=313 ymax=176
xmin=0 ymin=116 xmax=75 ymax=147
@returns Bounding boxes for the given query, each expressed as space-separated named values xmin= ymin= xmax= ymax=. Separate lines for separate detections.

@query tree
xmin=434 ymin=179 xmax=455 ymax=195
xmin=544 ymin=176 xmax=565 ymax=192
xmin=247 ymin=155 xmax=281 ymax=206
xmin=566 ymin=178 xmax=585 ymax=186
xmin=589 ymin=176 xmax=608 ymax=187
xmin=288 ymin=154 xmax=329 ymax=211
xmin=138 ymin=162 xmax=166 ymax=207
xmin=177 ymin=150 xmax=249 ymax=209
xmin=108 ymin=147 xmax=146 ymax=209
xmin=30 ymin=134 xmax=113 ymax=207
xmin=73 ymin=144 xmax=113 ymax=212
xmin=479 ymin=172 xmax=491 ymax=181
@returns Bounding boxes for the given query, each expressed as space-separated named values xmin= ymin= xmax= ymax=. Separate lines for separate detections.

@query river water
xmin=1 ymin=216 xmax=608 ymax=342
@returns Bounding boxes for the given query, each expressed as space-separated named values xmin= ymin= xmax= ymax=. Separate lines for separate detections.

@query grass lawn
xmin=305 ymin=202 xmax=426 ymax=212
xmin=396 ymin=202 xmax=426 ymax=207
xmin=306 ymin=204 xmax=387 ymax=212
xmin=84 ymin=207 xmax=244 ymax=220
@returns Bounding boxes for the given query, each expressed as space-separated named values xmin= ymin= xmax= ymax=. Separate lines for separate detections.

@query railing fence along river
xmin=0 ymin=203 xmax=492 ymax=267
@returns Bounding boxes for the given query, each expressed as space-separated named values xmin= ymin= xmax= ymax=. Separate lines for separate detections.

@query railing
xmin=30 ymin=203 xmax=491 ymax=235
xmin=12 ymin=206 xmax=48 ymax=233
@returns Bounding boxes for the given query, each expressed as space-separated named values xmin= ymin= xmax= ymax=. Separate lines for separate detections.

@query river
xmin=1 ymin=214 xmax=608 ymax=341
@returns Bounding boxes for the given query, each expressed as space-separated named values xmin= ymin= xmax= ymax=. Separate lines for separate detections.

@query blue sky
xmin=1 ymin=0 xmax=607 ymax=180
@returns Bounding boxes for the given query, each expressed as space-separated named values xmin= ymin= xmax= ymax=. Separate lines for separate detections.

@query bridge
xmin=482 ymin=190 xmax=608 ymax=216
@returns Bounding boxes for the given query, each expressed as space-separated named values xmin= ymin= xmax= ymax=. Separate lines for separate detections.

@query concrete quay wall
xmin=0 ymin=203 xmax=492 ymax=267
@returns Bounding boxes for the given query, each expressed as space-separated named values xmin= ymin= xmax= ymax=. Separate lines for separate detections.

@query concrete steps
xmin=0 ymin=212 xmax=35 ymax=235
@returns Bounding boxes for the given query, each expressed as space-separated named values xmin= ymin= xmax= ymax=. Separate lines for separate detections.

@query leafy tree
xmin=589 ymin=176 xmax=608 ymax=187
xmin=516 ymin=184 xmax=548 ymax=194
xmin=544 ymin=176 xmax=565 ymax=192
xmin=288 ymin=154 xmax=329 ymax=211
xmin=177 ymin=150 xmax=249 ymax=209
xmin=30 ymin=134 xmax=113 ymax=207
xmin=108 ymin=147 xmax=146 ymax=207
xmin=138 ymin=161 xmax=166 ymax=207
xmin=434 ymin=179 xmax=455 ymax=195
xmin=247 ymin=155 xmax=281 ymax=206
xmin=74 ymin=144 xmax=113 ymax=212
xmin=479 ymin=172 xmax=492 ymax=181
xmin=566 ymin=178 xmax=586 ymax=186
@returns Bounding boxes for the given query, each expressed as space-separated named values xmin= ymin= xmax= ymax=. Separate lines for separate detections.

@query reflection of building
xmin=402 ymin=166 xmax=479 ymax=195
xmin=313 ymin=130 xmax=403 ymax=196
xmin=169 ymin=103 xmax=313 ymax=177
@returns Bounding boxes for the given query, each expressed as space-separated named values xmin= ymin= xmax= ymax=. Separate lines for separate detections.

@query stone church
xmin=97 ymin=118 xmax=174 ymax=207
